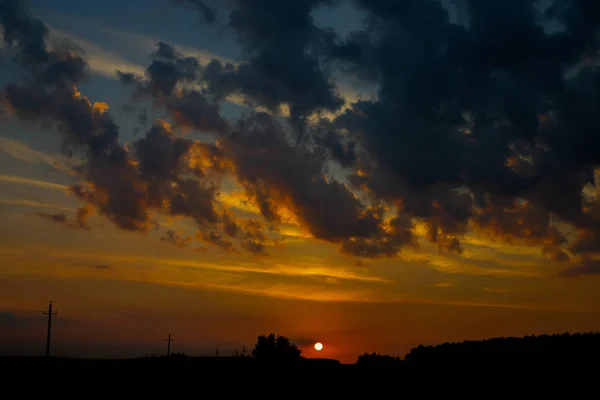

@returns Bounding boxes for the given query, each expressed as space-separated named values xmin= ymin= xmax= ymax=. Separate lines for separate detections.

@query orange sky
xmin=2 ymin=0 xmax=600 ymax=364
xmin=1 ymin=162 xmax=599 ymax=362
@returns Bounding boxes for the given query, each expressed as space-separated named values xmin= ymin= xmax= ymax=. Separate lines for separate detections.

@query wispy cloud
xmin=46 ymin=20 xmax=365 ymax=121
xmin=380 ymin=295 xmax=557 ymax=311
xmin=97 ymin=26 xmax=236 ymax=66
xmin=46 ymin=25 xmax=272 ymax=115
xmin=400 ymin=249 xmax=539 ymax=278
xmin=431 ymin=282 xmax=453 ymax=288
xmin=47 ymin=26 xmax=146 ymax=79
xmin=0 ymin=174 xmax=68 ymax=191
xmin=41 ymin=249 xmax=390 ymax=284
xmin=171 ymin=279 xmax=381 ymax=302
xmin=0 ymin=137 xmax=65 ymax=169
xmin=0 ymin=198 xmax=75 ymax=211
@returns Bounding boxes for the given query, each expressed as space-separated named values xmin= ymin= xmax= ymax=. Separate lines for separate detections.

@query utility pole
xmin=42 ymin=301 xmax=57 ymax=357
xmin=165 ymin=333 xmax=174 ymax=356
xmin=216 ymin=348 xmax=219 ymax=357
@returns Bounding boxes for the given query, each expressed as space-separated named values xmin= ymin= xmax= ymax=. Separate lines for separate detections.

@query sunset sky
xmin=1 ymin=0 xmax=599 ymax=363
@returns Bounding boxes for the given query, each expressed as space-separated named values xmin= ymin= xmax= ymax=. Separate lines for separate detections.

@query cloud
xmin=45 ymin=13 xmax=367 ymax=122
xmin=117 ymin=42 xmax=231 ymax=134
xmin=560 ymin=257 xmax=600 ymax=278
xmin=161 ymin=230 xmax=192 ymax=248
xmin=33 ymin=210 xmax=88 ymax=229
xmin=0 ymin=2 xmax=258 ymax=253
xmin=0 ymin=136 xmax=64 ymax=169
xmin=34 ymin=211 xmax=67 ymax=223
xmin=47 ymin=26 xmax=145 ymax=79
xmin=0 ymin=174 xmax=67 ymax=191
xmin=113 ymin=40 xmax=407 ymax=257
xmin=44 ymin=249 xmax=391 ymax=284
xmin=4 ymin=0 xmax=600 ymax=274
xmin=171 ymin=0 xmax=217 ymax=24
xmin=45 ymin=17 xmax=234 ymax=79
xmin=0 ymin=198 xmax=74 ymax=211
xmin=324 ymin=0 xmax=600 ymax=264
xmin=93 ymin=264 xmax=110 ymax=270
xmin=97 ymin=24 xmax=235 ymax=67
xmin=200 ymin=0 xmax=343 ymax=143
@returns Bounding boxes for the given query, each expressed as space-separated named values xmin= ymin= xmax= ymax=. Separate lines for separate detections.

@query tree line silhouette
xmin=2 ymin=332 xmax=599 ymax=371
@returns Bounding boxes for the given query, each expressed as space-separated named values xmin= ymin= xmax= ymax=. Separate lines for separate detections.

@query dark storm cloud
xmin=323 ymin=0 xmax=600 ymax=261
xmin=201 ymin=0 xmax=343 ymax=142
xmin=171 ymin=0 xmax=217 ymax=23
xmin=161 ymin=230 xmax=192 ymax=248
xmin=312 ymin=125 xmax=357 ymax=168
xmin=118 ymin=42 xmax=230 ymax=135
xmin=221 ymin=209 xmax=269 ymax=256
xmin=559 ymin=257 xmax=600 ymax=278
xmin=129 ymin=0 xmax=600 ymax=266
xmin=0 ymin=1 xmax=269 ymax=255
xmin=118 ymin=41 xmax=201 ymax=99
xmin=5 ymin=0 xmax=600 ymax=269
xmin=166 ymin=90 xmax=230 ymax=134
xmin=33 ymin=211 xmax=89 ymax=230
xmin=0 ymin=1 xmax=144 ymax=231
xmin=134 ymin=120 xmax=192 ymax=181
xmin=115 ymin=41 xmax=413 ymax=257
xmin=212 ymin=112 xmax=415 ymax=256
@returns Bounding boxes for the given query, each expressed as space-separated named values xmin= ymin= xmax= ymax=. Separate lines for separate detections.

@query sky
xmin=0 ymin=0 xmax=599 ymax=363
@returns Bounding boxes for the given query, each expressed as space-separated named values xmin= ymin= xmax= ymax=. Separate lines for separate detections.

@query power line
xmin=42 ymin=301 xmax=57 ymax=357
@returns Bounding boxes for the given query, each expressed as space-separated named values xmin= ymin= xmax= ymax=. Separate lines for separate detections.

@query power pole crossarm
xmin=42 ymin=301 xmax=57 ymax=357
xmin=165 ymin=333 xmax=174 ymax=356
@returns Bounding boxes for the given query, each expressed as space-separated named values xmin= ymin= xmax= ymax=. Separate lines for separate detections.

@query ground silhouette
xmin=2 ymin=332 xmax=599 ymax=375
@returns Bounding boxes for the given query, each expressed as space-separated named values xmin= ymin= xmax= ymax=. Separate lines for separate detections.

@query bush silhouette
xmin=252 ymin=333 xmax=302 ymax=365
xmin=356 ymin=352 xmax=402 ymax=368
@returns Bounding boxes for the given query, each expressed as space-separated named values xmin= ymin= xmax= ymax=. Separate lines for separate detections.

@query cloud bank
xmin=2 ymin=0 xmax=600 ymax=276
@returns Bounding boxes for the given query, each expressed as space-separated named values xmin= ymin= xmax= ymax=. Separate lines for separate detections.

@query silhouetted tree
xmin=403 ymin=332 xmax=600 ymax=371
xmin=252 ymin=333 xmax=302 ymax=365
xmin=232 ymin=345 xmax=250 ymax=358
xmin=140 ymin=349 xmax=161 ymax=359
xmin=356 ymin=352 xmax=402 ymax=368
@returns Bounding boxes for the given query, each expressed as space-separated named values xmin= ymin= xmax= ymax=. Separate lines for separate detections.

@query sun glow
xmin=314 ymin=342 xmax=323 ymax=351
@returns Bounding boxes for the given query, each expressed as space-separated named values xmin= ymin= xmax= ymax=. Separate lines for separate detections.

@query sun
xmin=314 ymin=342 xmax=323 ymax=351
